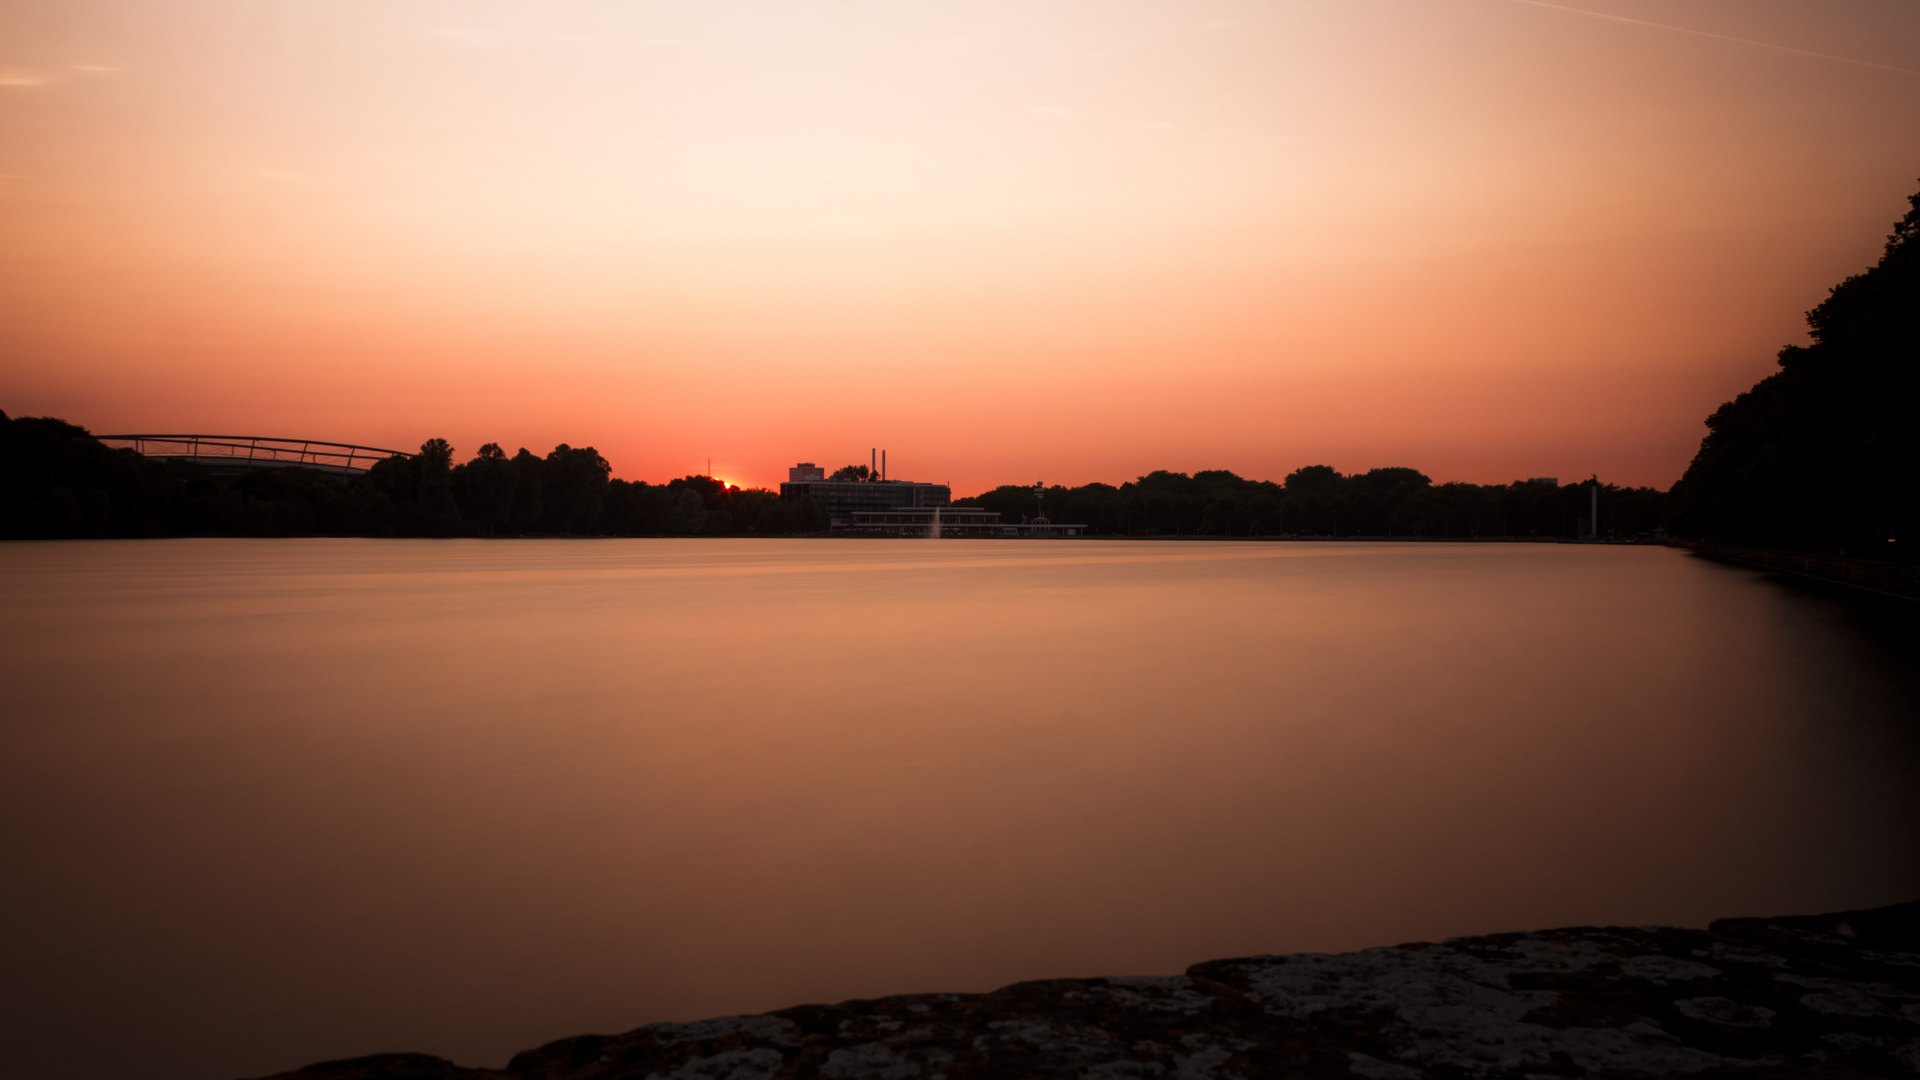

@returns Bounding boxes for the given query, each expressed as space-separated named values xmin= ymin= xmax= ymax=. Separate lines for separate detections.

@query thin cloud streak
xmin=1501 ymin=0 xmax=1920 ymax=76
xmin=0 ymin=68 xmax=55 ymax=87
xmin=424 ymin=27 xmax=683 ymax=47
xmin=0 ymin=65 xmax=117 ymax=88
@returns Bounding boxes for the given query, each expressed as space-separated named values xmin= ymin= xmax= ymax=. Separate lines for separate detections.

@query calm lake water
xmin=1 ymin=539 xmax=1916 ymax=1080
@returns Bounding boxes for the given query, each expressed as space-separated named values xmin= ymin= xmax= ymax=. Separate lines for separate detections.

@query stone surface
xmin=254 ymin=901 xmax=1920 ymax=1079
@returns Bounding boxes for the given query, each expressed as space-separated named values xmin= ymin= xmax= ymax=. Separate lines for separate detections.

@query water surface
xmin=1 ymin=540 xmax=1915 ymax=1080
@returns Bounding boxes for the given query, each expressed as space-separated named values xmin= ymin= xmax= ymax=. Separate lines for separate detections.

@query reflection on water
xmin=0 ymin=539 xmax=1915 ymax=1080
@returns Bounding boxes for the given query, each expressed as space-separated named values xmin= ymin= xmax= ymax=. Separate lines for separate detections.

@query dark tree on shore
xmin=453 ymin=443 xmax=517 ymax=535
xmin=1670 ymin=182 xmax=1919 ymax=554
xmin=541 ymin=444 xmax=612 ymax=534
xmin=0 ymin=413 xmax=182 ymax=538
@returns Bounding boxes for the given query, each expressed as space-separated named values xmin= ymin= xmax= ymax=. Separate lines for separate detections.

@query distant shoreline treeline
xmin=0 ymin=415 xmax=1666 ymax=540
xmin=959 ymin=467 xmax=1668 ymax=539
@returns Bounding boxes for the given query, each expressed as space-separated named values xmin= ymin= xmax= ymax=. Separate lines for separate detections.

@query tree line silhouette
xmin=0 ymin=419 xmax=825 ymax=539
xmin=2 ymin=413 xmax=1668 ymax=540
xmin=960 ymin=467 xmax=1668 ymax=539
xmin=1669 ymin=182 xmax=1917 ymax=557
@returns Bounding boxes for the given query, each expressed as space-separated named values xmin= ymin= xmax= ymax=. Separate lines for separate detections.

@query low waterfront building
xmin=777 ymin=462 xmax=1084 ymax=537
xmin=841 ymin=507 xmax=1085 ymax=538
xmin=779 ymin=477 xmax=952 ymax=518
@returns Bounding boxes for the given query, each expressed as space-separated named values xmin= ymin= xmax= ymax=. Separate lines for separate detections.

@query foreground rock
xmin=259 ymin=901 xmax=1920 ymax=1079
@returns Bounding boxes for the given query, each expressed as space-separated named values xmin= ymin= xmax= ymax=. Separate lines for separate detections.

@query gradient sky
xmin=2 ymin=0 xmax=1918 ymax=491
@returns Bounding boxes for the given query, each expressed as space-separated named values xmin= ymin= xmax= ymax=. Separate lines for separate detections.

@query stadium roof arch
xmin=97 ymin=435 xmax=410 ymax=476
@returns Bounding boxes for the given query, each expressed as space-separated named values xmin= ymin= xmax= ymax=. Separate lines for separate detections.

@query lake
xmin=1 ymin=539 xmax=1915 ymax=1080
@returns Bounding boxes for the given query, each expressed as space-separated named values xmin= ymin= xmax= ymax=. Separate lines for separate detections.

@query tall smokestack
xmin=882 ymin=449 xmax=886 ymax=481
xmin=870 ymin=447 xmax=875 ymax=481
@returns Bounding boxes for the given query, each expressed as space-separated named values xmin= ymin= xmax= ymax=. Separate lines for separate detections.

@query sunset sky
xmin=2 ymin=0 xmax=1917 ymax=492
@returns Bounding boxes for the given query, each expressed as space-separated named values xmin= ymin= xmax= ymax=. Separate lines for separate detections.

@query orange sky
xmin=2 ymin=0 xmax=1918 ymax=492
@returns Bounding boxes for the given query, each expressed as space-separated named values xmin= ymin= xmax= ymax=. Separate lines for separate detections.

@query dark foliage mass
xmin=1670 ymin=184 xmax=1919 ymax=554
xmin=960 ymin=467 xmax=1667 ymax=539
xmin=0 ymin=417 xmax=827 ymax=539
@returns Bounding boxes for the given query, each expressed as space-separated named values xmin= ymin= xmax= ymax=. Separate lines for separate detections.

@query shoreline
xmin=1673 ymin=540 xmax=1920 ymax=601
xmin=255 ymin=900 xmax=1920 ymax=1080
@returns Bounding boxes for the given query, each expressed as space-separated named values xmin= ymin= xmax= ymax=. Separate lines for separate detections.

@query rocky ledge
xmin=260 ymin=901 xmax=1920 ymax=1079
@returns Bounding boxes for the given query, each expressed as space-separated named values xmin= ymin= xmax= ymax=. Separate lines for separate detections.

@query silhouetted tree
xmin=453 ymin=443 xmax=517 ymax=535
xmin=414 ymin=438 xmax=462 ymax=537
xmin=507 ymin=448 xmax=544 ymax=534
xmin=0 ymin=412 xmax=181 ymax=538
xmin=540 ymin=444 xmax=611 ymax=534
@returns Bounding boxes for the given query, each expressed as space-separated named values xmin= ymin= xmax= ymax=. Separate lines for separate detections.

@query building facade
xmin=778 ymin=477 xmax=952 ymax=519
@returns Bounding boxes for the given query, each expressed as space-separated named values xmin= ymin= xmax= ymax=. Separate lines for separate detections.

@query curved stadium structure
xmin=97 ymin=435 xmax=408 ymax=476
